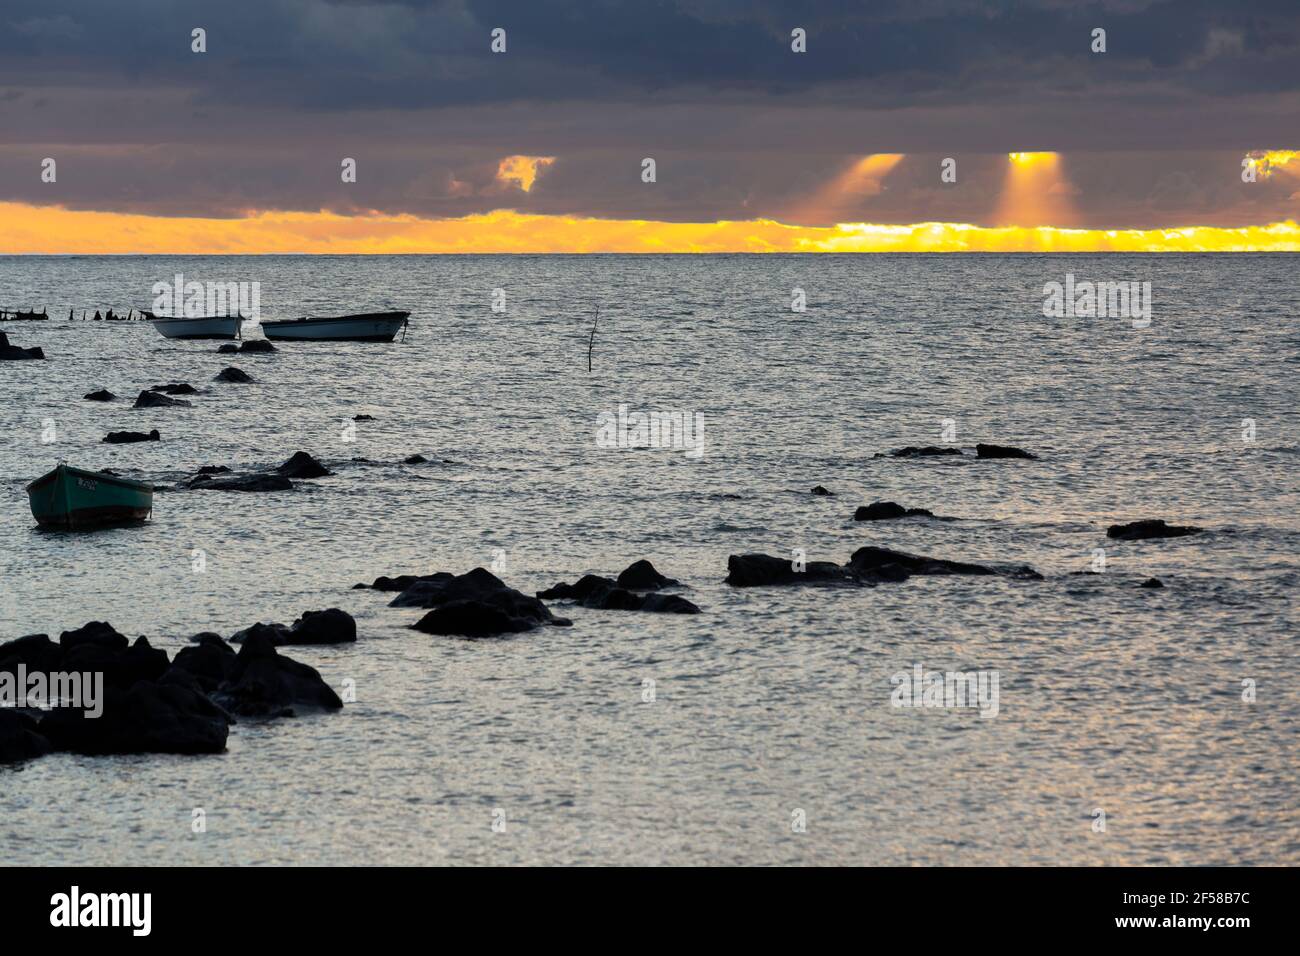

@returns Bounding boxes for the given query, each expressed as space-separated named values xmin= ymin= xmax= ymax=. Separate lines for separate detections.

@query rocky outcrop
xmin=537 ymin=573 xmax=699 ymax=613
xmin=0 ymin=331 xmax=44 ymax=360
xmin=188 ymin=472 xmax=293 ymax=492
xmin=726 ymin=546 xmax=1042 ymax=587
xmin=214 ymin=366 xmax=252 ymax=383
xmin=133 ymin=389 xmax=191 ymax=409
xmin=1139 ymin=577 xmax=1165 ymax=588
xmin=149 ymin=382 xmax=198 ymax=395
xmin=848 ymin=546 xmax=1043 ymax=580
xmin=875 ymin=446 xmax=962 ymax=459
xmin=853 ymin=501 xmax=934 ymax=521
xmin=84 ymin=389 xmax=116 ymax=402
xmin=211 ymin=633 xmax=343 ymax=717
xmin=396 ymin=568 xmax=571 ymax=636
xmin=40 ymin=681 xmax=230 ymax=755
xmin=725 ymin=553 xmax=860 ymax=587
xmin=276 ymin=451 xmax=331 ymax=479
xmin=403 ymin=454 xmax=427 ymax=464
xmin=239 ymin=339 xmax=276 ymax=353
xmin=1107 ymin=519 xmax=1203 ymax=541
xmin=171 ymin=634 xmax=237 ymax=692
xmin=810 ymin=485 xmax=834 ymax=496
xmin=615 ymin=559 xmax=679 ymax=590
xmin=229 ymin=609 xmax=357 ymax=645
xmin=103 ymin=429 xmax=160 ymax=444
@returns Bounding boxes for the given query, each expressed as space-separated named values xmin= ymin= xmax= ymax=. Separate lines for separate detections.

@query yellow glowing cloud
xmin=1 ymin=203 xmax=1298 ymax=254
xmin=1244 ymin=150 xmax=1299 ymax=178
xmin=495 ymin=155 xmax=556 ymax=192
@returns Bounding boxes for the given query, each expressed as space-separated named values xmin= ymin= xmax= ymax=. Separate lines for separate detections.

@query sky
xmin=1 ymin=0 xmax=1299 ymax=252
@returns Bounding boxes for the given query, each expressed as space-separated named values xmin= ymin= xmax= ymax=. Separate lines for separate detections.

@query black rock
xmin=40 ymin=681 xmax=229 ymax=755
xmin=1107 ymin=519 xmax=1204 ymax=541
xmin=239 ymin=339 xmax=276 ymax=353
xmin=537 ymin=574 xmax=616 ymax=601
xmin=725 ymin=553 xmax=858 ymax=587
xmin=0 ymin=332 xmax=44 ymax=360
xmin=149 ymin=382 xmax=198 ymax=395
xmin=211 ymin=632 xmax=343 ymax=717
xmin=195 ymin=465 xmax=231 ymax=475
xmin=875 ymin=446 xmax=963 ymax=459
xmin=171 ymin=635 xmax=237 ymax=692
xmin=854 ymin=501 xmax=935 ymax=521
xmin=133 ymin=389 xmax=191 ymax=409
xmin=277 ymin=451 xmax=331 ymax=479
xmin=403 ymin=454 xmax=427 ymax=464
xmin=189 ymin=472 xmax=293 ymax=492
xmin=1139 ymin=577 xmax=1165 ymax=589
xmin=810 ymin=485 xmax=834 ymax=496
xmin=103 ymin=429 xmax=160 ymax=444
xmin=84 ymin=389 xmax=116 ymax=402
xmin=228 ymin=622 xmax=292 ymax=645
xmin=0 ymin=633 xmax=62 ymax=674
xmin=286 ymin=608 xmax=356 ymax=645
xmin=615 ymin=559 xmax=679 ymax=591
xmin=975 ymin=443 xmax=1037 ymax=460
xmin=214 ymin=366 xmax=252 ymax=383
xmin=0 ymin=710 xmax=53 ymax=763
xmin=59 ymin=621 xmax=129 ymax=653
xmin=61 ymin=635 xmax=170 ymax=692
xmin=353 ymin=414 xmax=375 ymax=421
xmin=848 ymin=546 xmax=1043 ymax=580
xmin=395 ymin=567 xmax=570 ymax=635
xmin=357 ymin=572 xmax=451 ymax=592
xmin=217 ymin=343 xmax=239 ymax=353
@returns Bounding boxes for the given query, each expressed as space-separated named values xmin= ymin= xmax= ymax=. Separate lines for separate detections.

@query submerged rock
xmin=975 ymin=443 xmax=1037 ymax=460
xmin=397 ymin=567 xmax=570 ymax=635
xmin=1139 ymin=577 xmax=1165 ymax=589
xmin=277 ymin=451 xmax=331 ymax=478
xmin=355 ymin=572 xmax=451 ymax=592
xmin=353 ymin=414 xmax=375 ymax=421
xmin=537 ymin=572 xmax=699 ymax=613
xmin=875 ymin=446 xmax=962 ymax=459
xmin=1107 ymin=519 xmax=1203 ymax=541
xmin=217 ymin=343 xmax=239 ymax=353
xmin=133 ymin=389 xmax=191 ymax=409
xmin=403 ymin=454 xmax=427 ymax=464
xmin=810 ymin=485 xmax=834 ymax=496
xmin=195 ymin=465 xmax=231 ymax=475
xmin=854 ymin=501 xmax=934 ymax=521
xmin=214 ymin=366 xmax=252 ymax=383
xmin=228 ymin=621 xmax=292 ymax=645
xmin=103 ymin=429 xmax=160 ymax=444
xmin=188 ymin=472 xmax=293 ymax=492
xmin=725 ymin=553 xmax=859 ymax=588
xmin=211 ymin=632 xmax=343 ymax=718
xmin=848 ymin=546 xmax=1043 ymax=580
xmin=84 ymin=389 xmax=116 ymax=402
xmin=239 ymin=339 xmax=276 ymax=353
xmin=615 ymin=559 xmax=679 ymax=591
xmin=0 ymin=710 xmax=53 ymax=763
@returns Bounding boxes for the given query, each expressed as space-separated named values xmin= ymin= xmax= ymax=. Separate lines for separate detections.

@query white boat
xmin=259 ymin=311 xmax=409 ymax=342
xmin=146 ymin=313 xmax=242 ymax=340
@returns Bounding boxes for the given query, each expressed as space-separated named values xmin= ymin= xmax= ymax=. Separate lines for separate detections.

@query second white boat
xmin=146 ymin=313 xmax=243 ymax=340
xmin=259 ymin=310 xmax=409 ymax=342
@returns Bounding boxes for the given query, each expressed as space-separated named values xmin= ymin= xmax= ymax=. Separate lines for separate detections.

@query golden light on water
xmin=2 ymin=202 xmax=1299 ymax=254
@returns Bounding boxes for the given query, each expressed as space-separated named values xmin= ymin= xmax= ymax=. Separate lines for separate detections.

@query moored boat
xmin=259 ymin=310 xmax=409 ymax=342
xmin=26 ymin=464 xmax=154 ymax=529
xmin=145 ymin=312 xmax=243 ymax=340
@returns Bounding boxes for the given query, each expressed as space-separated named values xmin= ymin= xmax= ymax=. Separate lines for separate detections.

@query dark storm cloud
xmin=0 ymin=0 xmax=1298 ymax=224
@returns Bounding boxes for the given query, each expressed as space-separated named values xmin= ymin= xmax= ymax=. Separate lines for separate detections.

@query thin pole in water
xmin=588 ymin=305 xmax=599 ymax=372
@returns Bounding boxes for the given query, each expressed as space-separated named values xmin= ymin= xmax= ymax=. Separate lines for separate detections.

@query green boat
xmin=26 ymin=464 xmax=153 ymax=529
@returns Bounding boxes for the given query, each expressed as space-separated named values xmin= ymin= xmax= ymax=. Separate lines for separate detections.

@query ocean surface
xmin=1 ymin=253 xmax=1296 ymax=866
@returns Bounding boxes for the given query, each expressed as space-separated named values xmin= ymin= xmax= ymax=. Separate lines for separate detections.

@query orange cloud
xmin=495 ymin=155 xmax=556 ymax=192
xmin=1 ymin=202 xmax=1299 ymax=253
xmin=1244 ymin=150 xmax=1299 ymax=178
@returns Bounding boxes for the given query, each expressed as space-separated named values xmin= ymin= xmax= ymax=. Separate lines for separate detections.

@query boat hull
xmin=26 ymin=465 xmax=153 ymax=529
xmin=259 ymin=311 xmax=408 ymax=342
xmin=148 ymin=316 xmax=242 ymax=340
